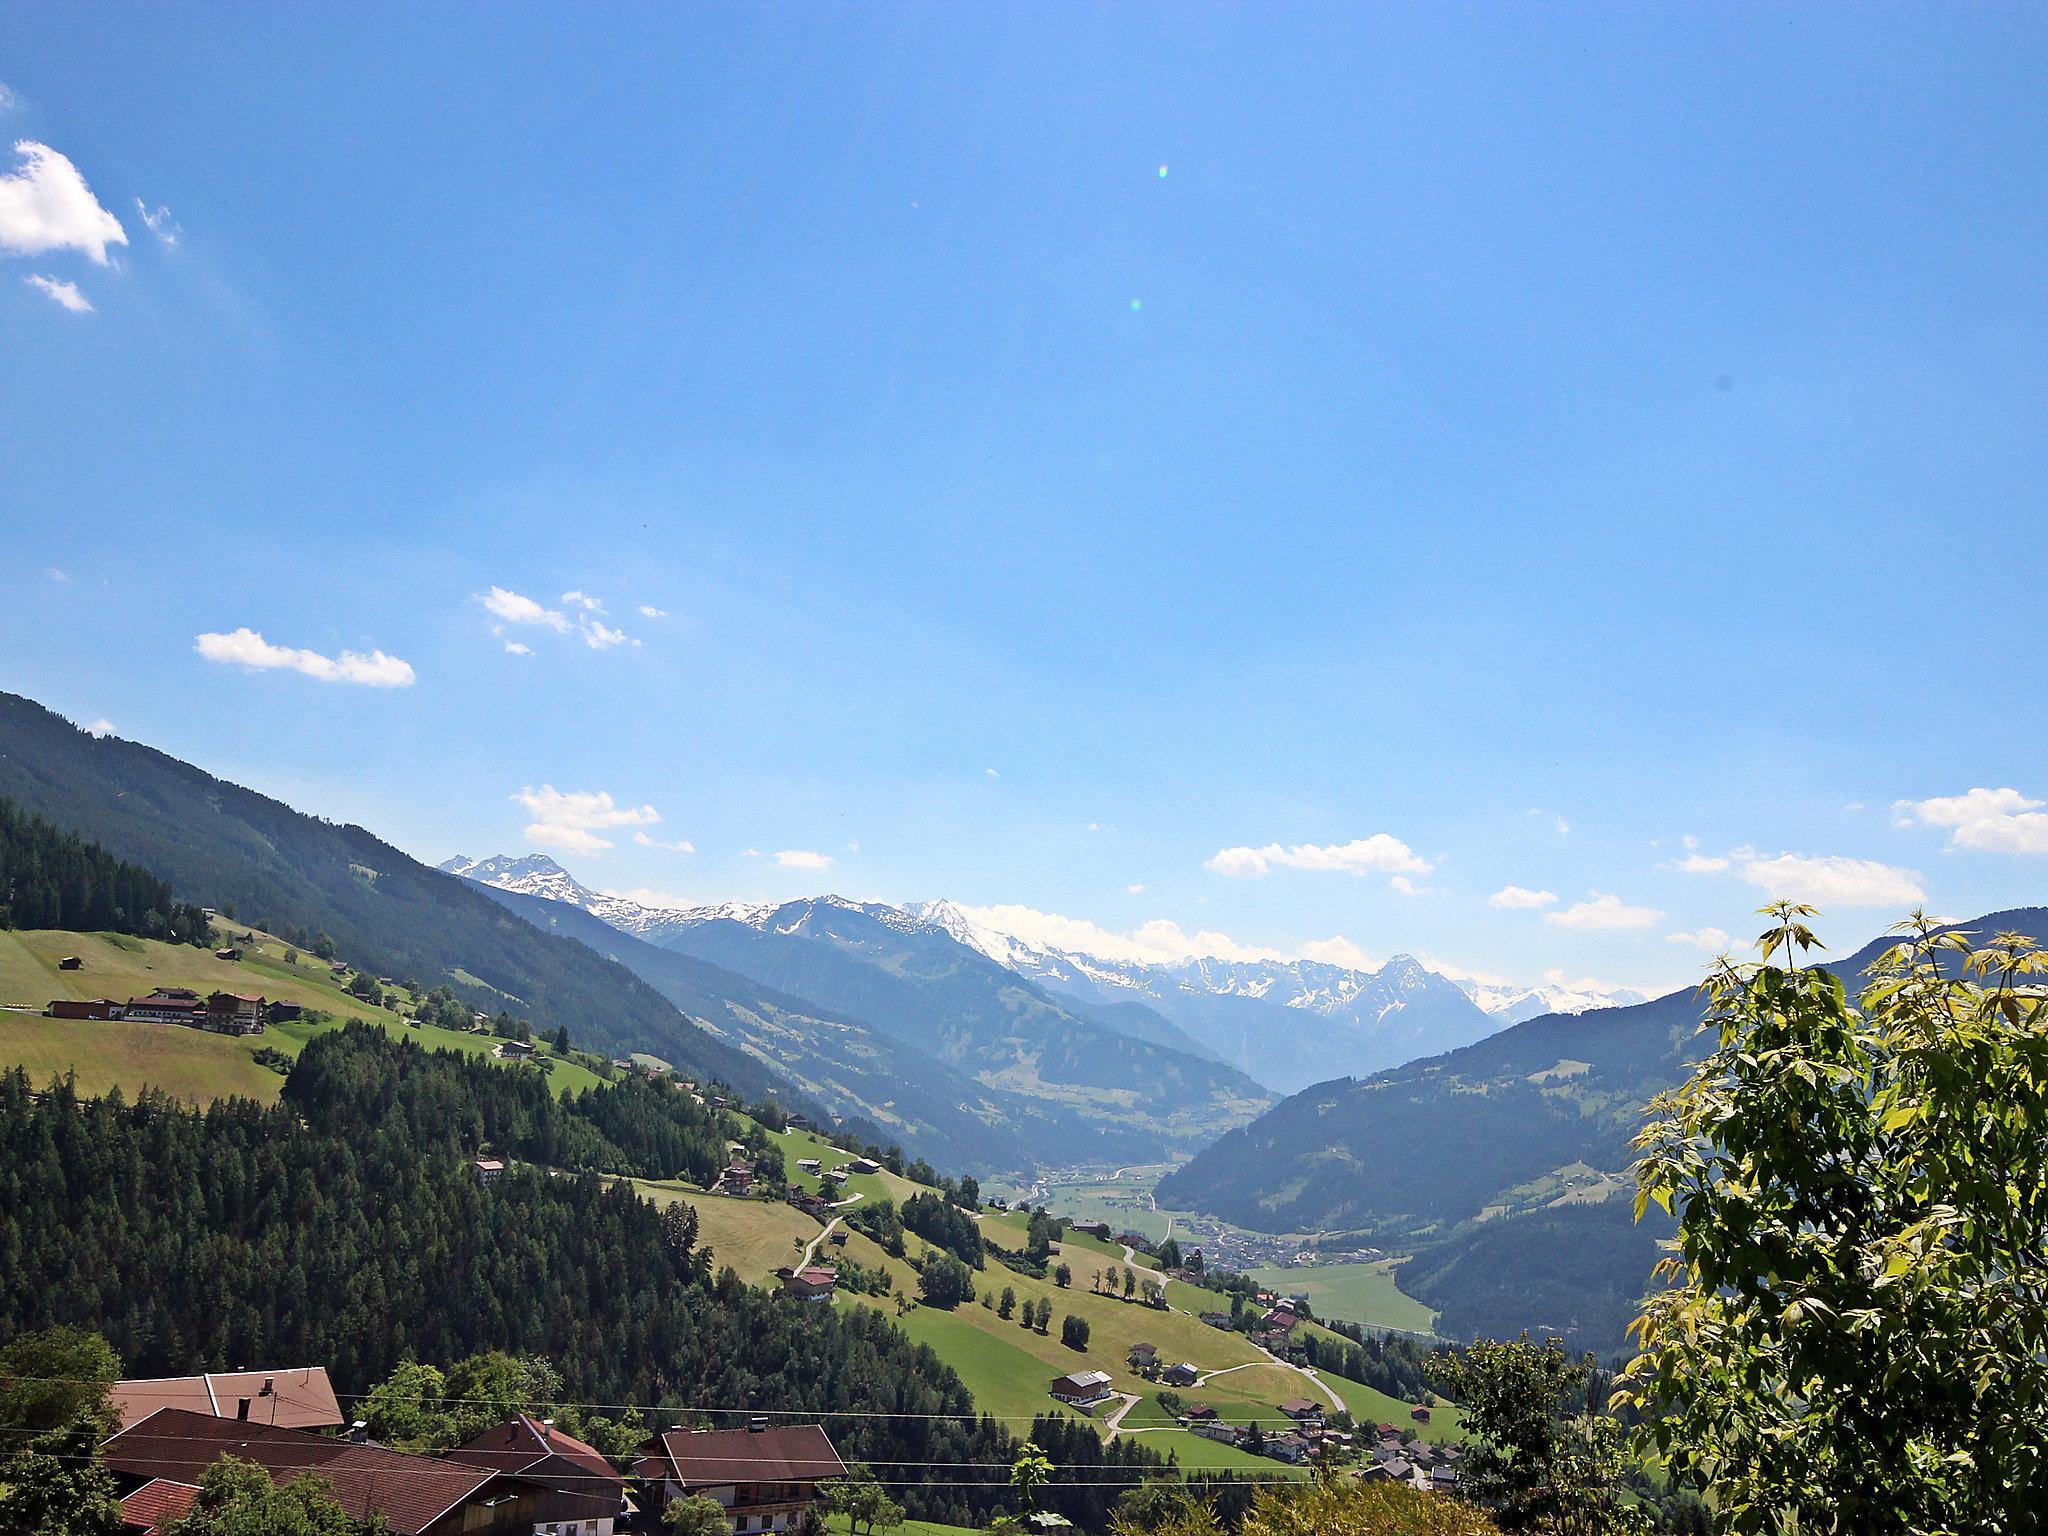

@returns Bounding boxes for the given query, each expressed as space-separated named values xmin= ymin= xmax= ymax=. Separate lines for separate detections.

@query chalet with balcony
xmin=634 ymin=1423 xmax=845 ymax=1535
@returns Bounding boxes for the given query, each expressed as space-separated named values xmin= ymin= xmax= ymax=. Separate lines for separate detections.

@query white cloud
xmin=846 ymin=840 xmax=861 ymax=854
xmin=638 ymin=605 xmax=667 ymax=619
xmin=1488 ymin=885 xmax=1557 ymax=909
xmin=632 ymin=831 xmax=697 ymax=853
xmin=1666 ymin=927 xmax=1733 ymax=951
xmin=774 ymin=849 xmax=834 ymax=871
xmin=512 ymin=785 xmax=660 ymax=854
xmin=1299 ymin=934 xmax=1382 ymax=970
xmin=195 ymin=628 xmax=415 ymax=687
xmin=581 ymin=619 xmax=632 ymax=649
xmin=1206 ymin=834 xmax=1431 ymax=880
xmin=1389 ymin=875 xmax=1425 ymax=896
xmin=954 ymin=902 xmax=1292 ymax=967
xmin=561 ymin=590 xmax=605 ymax=612
xmin=46 ymin=567 xmax=70 ymax=583
xmin=480 ymin=587 xmax=570 ymax=632
xmin=1124 ymin=883 xmax=1145 ymax=895
xmin=1681 ymin=835 xmax=1699 ymax=850
xmin=0 ymin=83 xmax=21 ymax=114
xmin=0 ymin=141 xmax=126 ymax=263
xmin=602 ymin=887 xmax=696 ymax=910
xmin=502 ymin=640 xmax=532 ymax=656
xmin=1894 ymin=787 xmax=2048 ymax=855
xmin=85 ymin=718 xmax=114 ymax=736
xmin=24 ymin=274 xmax=90 ymax=311
xmin=1546 ymin=893 xmax=1663 ymax=930
xmin=986 ymin=768 xmax=1000 ymax=779
xmin=1665 ymin=853 xmax=1731 ymax=874
xmin=1740 ymin=853 xmax=1925 ymax=908
xmin=135 ymin=199 xmax=178 ymax=246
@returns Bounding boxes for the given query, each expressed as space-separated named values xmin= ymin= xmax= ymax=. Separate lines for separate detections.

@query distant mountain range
xmin=444 ymin=856 xmax=1643 ymax=1097
xmin=1153 ymin=907 xmax=2048 ymax=1347
xmin=444 ymin=855 xmax=1271 ymax=1171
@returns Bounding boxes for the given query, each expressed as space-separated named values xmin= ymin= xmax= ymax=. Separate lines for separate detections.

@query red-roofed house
xmin=634 ymin=1423 xmax=846 ymax=1535
xmin=102 ymin=1409 xmax=557 ymax=1535
xmin=774 ymin=1265 xmax=838 ymax=1302
xmin=118 ymin=1478 xmax=200 ymax=1535
xmin=444 ymin=1414 xmax=624 ymax=1535
xmin=110 ymin=1367 xmax=344 ymax=1433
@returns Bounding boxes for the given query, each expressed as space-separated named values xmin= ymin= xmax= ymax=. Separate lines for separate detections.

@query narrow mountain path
xmin=828 ymin=1191 xmax=865 ymax=1209
xmin=796 ymin=1216 xmax=843 ymax=1270
xmin=1099 ymin=1393 xmax=1142 ymax=1440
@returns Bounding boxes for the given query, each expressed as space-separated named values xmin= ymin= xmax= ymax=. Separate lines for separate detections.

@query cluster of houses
xmin=1169 ymin=1396 xmax=1460 ymax=1486
xmin=98 ymin=1364 xmax=848 ymax=1536
xmin=47 ymin=985 xmax=301 ymax=1037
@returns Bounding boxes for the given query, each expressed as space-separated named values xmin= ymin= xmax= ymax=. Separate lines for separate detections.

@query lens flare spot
xmin=1129 ymin=299 xmax=1142 ymax=312
xmin=1157 ymin=164 xmax=1169 ymax=178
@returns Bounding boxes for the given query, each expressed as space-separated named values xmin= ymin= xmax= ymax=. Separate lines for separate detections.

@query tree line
xmin=0 ymin=796 xmax=210 ymax=945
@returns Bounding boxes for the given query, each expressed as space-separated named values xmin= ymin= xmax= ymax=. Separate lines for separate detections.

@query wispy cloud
xmin=0 ymin=141 xmax=126 ymax=263
xmin=985 ymin=768 xmax=1000 ymax=779
xmin=1206 ymin=834 xmax=1431 ymax=883
xmin=84 ymin=718 xmax=114 ymax=737
xmin=1739 ymin=852 xmax=1924 ymax=907
xmin=1488 ymin=885 xmax=1557 ymax=909
xmin=1124 ymin=883 xmax=1145 ymax=895
xmin=1528 ymin=808 xmax=1570 ymax=836
xmin=773 ymin=849 xmax=834 ymax=871
xmin=1894 ymin=787 xmax=2048 ymax=855
xmin=512 ymin=784 xmax=660 ymax=854
xmin=633 ymin=831 xmax=697 ymax=853
xmin=502 ymin=640 xmax=532 ymax=656
xmin=1666 ymin=927 xmax=1732 ymax=951
xmin=480 ymin=585 xmax=636 ymax=651
xmin=0 ymin=83 xmax=21 ymax=114
xmin=46 ymin=567 xmax=70 ymax=583
xmin=135 ymin=199 xmax=178 ymax=246
xmin=481 ymin=586 xmax=571 ymax=632
xmin=1664 ymin=852 xmax=1730 ymax=873
xmin=23 ymin=273 xmax=90 ymax=311
xmin=638 ymin=605 xmax=667 ymax=619
xmin=195 ymin=628 xmax=415 ymax=687
xmin=1546 ymin=893 xmax=1662 ymax=930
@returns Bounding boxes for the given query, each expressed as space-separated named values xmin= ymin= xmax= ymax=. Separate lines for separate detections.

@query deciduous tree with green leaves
xmin=664 ymin=1494 xmax=730 ymax=1536
xmin=826 ymin=1462 xmax=905 ymax=1536
xmin=162 ymin=1456 xmax=386 ymax=1536
xmin=1619 ymin=907 xmax=2048 ymax=1533
xmin=1430 ymin=1336 xmax=1637 ymax=1534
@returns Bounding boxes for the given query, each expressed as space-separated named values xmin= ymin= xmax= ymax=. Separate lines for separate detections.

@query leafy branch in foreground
xmin=1619 ymin=904 xmax=2048 ymax=1533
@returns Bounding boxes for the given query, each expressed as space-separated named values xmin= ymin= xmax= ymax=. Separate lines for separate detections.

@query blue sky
xmin=4 ymin=4 xmax=2046 ymax=993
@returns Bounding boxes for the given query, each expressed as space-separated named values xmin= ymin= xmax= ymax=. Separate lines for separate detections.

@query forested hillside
xmin=1158 ymin=910 xmax=2048 ymax=1347
xmin=0 ymin=694 xmax=793 ymax=1102
xmin=0 ymin=1026 xmax=1188 ymax=1529
xmin=0 ymin=797 xmax=209 ymax=944
xmin=481 ymin=882 xmax=1037 ymax=1174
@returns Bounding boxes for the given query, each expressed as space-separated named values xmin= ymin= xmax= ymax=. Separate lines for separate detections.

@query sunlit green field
xmin=1240 ymin=1260 xmax=1438 ymax=1335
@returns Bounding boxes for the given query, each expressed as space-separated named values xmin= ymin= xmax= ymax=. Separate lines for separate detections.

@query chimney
xmin=749 ymin=1416 xmax=769 ymax=1433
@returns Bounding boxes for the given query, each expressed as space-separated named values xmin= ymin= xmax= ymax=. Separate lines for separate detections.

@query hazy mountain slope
xmin=909 ymin=900 xmax=1641 ymax=1091
xmin=475 ymin=881 xmax=1035 ymax=1173
xmin=0 ymin=693 xmax=790 ymax=1102
xmin=649 ymin=898 xmax=1272 ymax=1163
xmin=1156 ymin=908 xmax=2048 ymax=1346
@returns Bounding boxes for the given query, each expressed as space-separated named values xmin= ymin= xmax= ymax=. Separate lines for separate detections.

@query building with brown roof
xmin=775 ymin=1265 xmax=838 ymax=1302
xmin=117 ymin=1478 xmax=199 ymax=1535
xmin=444 ymin=1413 xmax=624 ymax=1535
xmin=205 ymin=992 xmax=267 ymax=1035
xmin=124 ymin=989 xmax=207 ymax=1026
xmin=634 ymin=1423 xmax=846 ymax=1535
xmin=102 ymin=1409 xmax=556 ymax=1535
xmin=110 ymin=1367 xmax=344 ymax=1433
xmin=49 ymin=997 xmax=123 ymax=1020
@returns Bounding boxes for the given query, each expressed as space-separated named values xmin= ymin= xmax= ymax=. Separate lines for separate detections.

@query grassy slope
xmin=1239 ymin=1260 xmax=1438 ymax=1336
xmin=629 ymin=1180 xmax=826 ymax=1285
xmin=0 ymin=928 xmax=604 ymax=1102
